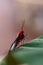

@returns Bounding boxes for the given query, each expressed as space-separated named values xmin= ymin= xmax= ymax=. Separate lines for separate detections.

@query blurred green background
xmin=0 ymin=35 xmax=43 ymax=65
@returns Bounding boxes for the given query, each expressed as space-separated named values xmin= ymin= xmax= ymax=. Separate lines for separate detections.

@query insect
xmin=9 ymin=20 xmax=25 ymax=52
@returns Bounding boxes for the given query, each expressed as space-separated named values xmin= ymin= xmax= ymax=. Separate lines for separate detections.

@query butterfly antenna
xmin=21 ymin=20 xmax=25 ymax=30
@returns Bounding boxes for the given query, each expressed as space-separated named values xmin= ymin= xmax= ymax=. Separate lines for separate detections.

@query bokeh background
xmin=0 ymin=0 xmax=43 ymax=61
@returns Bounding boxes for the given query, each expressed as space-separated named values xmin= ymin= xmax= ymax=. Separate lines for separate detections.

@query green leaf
xmin=1 ymin=35 xmax=43 ymax=65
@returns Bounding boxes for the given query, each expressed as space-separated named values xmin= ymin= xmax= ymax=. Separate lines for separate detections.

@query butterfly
xmin=9 ymin=20 xmax=25 ymax=52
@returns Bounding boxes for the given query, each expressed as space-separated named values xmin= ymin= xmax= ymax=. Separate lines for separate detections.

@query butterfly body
xmin=9 ymin=20 xmax=25 ymax=52
xmin=9 ymin=30 xmax=25 ymax=52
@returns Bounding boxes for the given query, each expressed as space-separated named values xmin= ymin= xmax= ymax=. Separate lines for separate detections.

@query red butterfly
xmin=9 ymin=20 xmax=25 ymax=52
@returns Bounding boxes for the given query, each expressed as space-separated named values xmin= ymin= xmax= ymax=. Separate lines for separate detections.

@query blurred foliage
xmin=0 ymin=35 xmax=43 ymax=65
